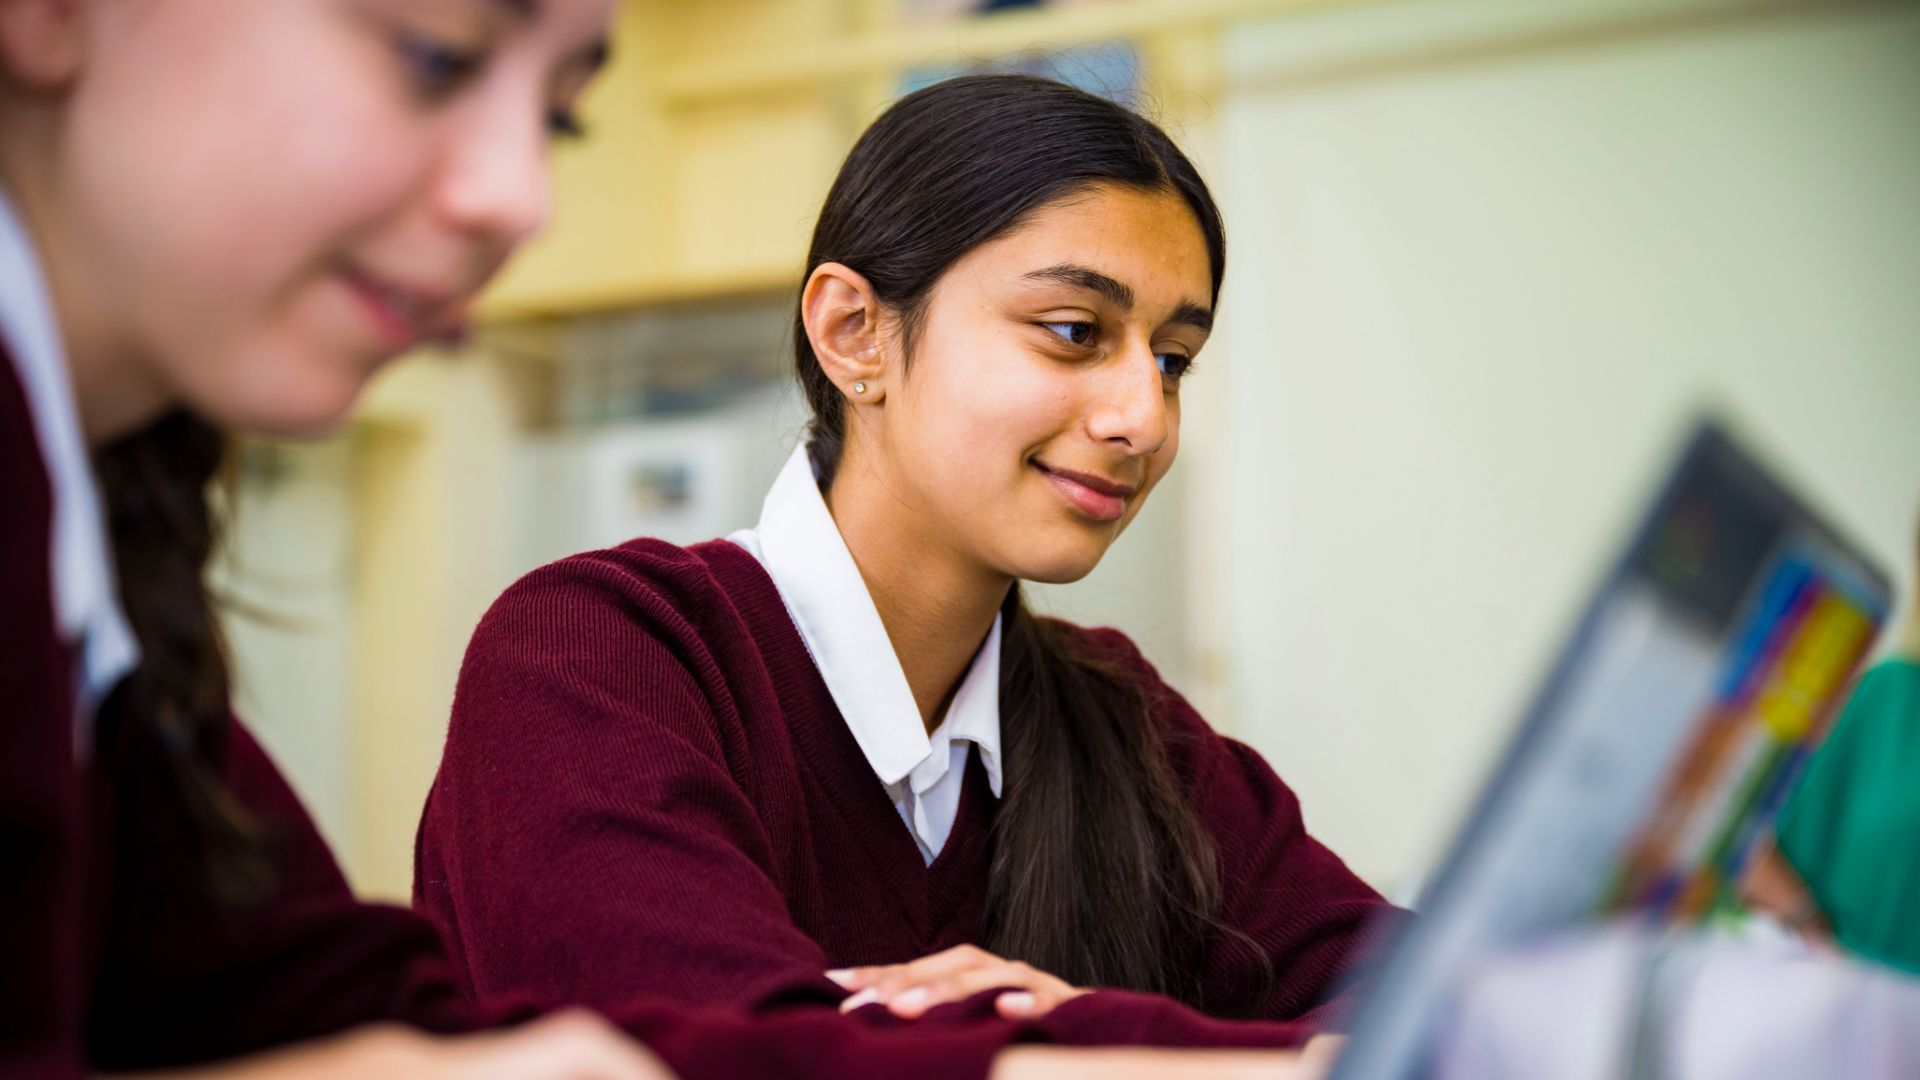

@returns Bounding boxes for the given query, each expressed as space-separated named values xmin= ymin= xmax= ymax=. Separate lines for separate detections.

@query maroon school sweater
xmin=0 ymin=348 xmax=1379 ymax=1080
xmin=416 ymin=533 xmax=1401 ymax=1040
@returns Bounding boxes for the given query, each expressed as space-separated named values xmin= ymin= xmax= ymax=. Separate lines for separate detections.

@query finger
xmin=824 ymin=966 xmax=882 ymax=990
xmin=888 ymin=964 xmax=1042 ymax=1017
xmin=994 ymin=985 xmax=1086 ymax=1020
xmin=1296 ymin=1035 xmax=1346 ymax=1080
xmin=886 ymin=944 xmax=995 ymax=989
xmin=995 ymin=991 xmax=1040 ymax=1019
xmin=862 ymin=964 xmax=945 ymax=1002
xmin=1300 ymin=1034 xmax=1345 ymax=1070
xmin=855 ymin=945 xmax=994 ymax=1006
xmin=834 ymin=961 xmax=922 ymax=1010
xmin=860 ymin=947 xmax=1042 ymax=1012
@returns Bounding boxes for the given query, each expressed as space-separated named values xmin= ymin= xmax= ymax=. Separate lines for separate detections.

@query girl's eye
xmin=1157 ymin=353 xmax=1197 ymax=382
xmin=398 ymin=35 xmax=486 ymax=100
xmin=1042 ymin=321 xmax=1095 ymax=346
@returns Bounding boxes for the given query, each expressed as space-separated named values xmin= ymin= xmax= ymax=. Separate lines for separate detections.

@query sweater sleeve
xmin=1192 ymin=735 xmax=1405 ymax=1026
xmin=416 ymin=543 xmax=854 ymax=1012
xmin=1066 ymin=627 xmax=1408 ymax=1030
xmin=0 ymin=358 xmax=84 ymax=1080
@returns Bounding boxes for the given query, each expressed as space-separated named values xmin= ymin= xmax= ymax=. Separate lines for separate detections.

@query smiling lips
xmin=1033 ymin=461 xmax=1137 ymax=522
xmin=338 ymin=263 xmax=465 ymax=350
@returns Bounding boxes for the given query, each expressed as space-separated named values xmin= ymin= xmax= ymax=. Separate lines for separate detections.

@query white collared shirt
xmin=730 ymin=445 xmax=1004 ymax=864
xmin=0 ymin=186 xmax=140 ymax=749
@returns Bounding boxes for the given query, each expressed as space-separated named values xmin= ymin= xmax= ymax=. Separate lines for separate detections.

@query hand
xmin=120 ymin=1010 xmax=674 ymax=1080
xmin=1299 ymin=1035 xmax=1345 ymax=1074
xmin=827 ymin=944 xmax=1088 ymax=1019
xmin=991 ymin=1043 xmax=1339 ymax=1080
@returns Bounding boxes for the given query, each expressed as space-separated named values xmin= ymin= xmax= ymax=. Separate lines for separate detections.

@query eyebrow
xmin=1021 ymin=263 xmax=1213 ymax=332
xmin=1167 ymin=301 xmax=1213 ymax=333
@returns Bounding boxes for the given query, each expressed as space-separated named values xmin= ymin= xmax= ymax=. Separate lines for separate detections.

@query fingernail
xmin=999 ymin=992 xmax=1037 ymax=1015
xmin=889 ymin=987 xmax=929 ymax=1014
xmin=840 ymin=987 xmax=879 ymax=1012
xmin=824 ymin=969 xmax=856 ymax=988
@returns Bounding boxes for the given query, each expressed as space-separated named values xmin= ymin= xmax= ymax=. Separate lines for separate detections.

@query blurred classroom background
xmin=213 ymin=0 xmax=1920 ymax=902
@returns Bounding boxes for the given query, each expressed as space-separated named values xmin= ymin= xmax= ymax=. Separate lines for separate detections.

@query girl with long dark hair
xmin=0 ymin=7 xmax=1301 ymax=1078
xmin=419 ymin=73 xmax=1399 ymax=1051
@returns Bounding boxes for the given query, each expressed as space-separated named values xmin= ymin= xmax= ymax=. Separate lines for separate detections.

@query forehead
xmin=959 ymin=184 xmax=1214 ymax=310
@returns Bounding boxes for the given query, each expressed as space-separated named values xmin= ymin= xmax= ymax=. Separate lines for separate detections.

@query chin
xmin=1009 ymin=544 xmax=1108 ymax=586
xmin=210 ymin=366 xmax=372 ymax=438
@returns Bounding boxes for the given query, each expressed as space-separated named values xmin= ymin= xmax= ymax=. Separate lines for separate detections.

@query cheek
xmin=89 ymin=16 xmax=401 ymax=251
xmin=897 ymin=334 xmax=1076 ymax=491
xmin=67 ymin=12 xmax=432 ymax=427
xmin=78 ymin=10 xmax=423 ymax=273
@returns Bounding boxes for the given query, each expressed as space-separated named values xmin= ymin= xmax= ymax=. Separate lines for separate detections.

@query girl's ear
xmin=801 ymin=262 xmax=889 ymax=405
xmin=0 ymin=0 xmax=88 ymax=91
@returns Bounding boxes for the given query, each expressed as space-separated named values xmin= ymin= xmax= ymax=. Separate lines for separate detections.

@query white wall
xmin=1205 ymin=0 xmax=1920 ymax=891
xmin=217 ymin=441 xmax=356 ymax=855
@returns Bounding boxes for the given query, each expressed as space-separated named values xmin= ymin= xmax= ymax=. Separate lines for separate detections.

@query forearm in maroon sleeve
xmin=0 ymin=355 xmax=85 ymax=1080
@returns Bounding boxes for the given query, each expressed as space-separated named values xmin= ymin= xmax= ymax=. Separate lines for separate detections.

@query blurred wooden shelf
xmin=479 ymin=264 xmax=800 ymax=325
xmin=487 ymin=0 xmax=1345 ymax=320
xmin=655 ymin=0 xmax=1341 ymax=101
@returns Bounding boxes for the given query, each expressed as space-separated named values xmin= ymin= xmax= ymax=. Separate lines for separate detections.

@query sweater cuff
xmin=1038 ymin=989 xmax=1315 ymax=1049
xmin=632 ymin=1002 xmax=1021 ymax=1080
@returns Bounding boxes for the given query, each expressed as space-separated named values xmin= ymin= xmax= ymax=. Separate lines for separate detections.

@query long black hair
xmin=95 ymin=411 xmax=275 ymax=905
xmin=795 ymin=73 xmax=1250 ymax=1003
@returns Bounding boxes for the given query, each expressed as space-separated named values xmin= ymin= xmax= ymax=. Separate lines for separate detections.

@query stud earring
xmin=853 ymin=381 xmax=868 ymax=395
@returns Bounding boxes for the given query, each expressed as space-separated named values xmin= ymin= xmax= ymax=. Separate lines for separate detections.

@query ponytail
xmin=984 ymin=585 xmax=1234 ymax=1000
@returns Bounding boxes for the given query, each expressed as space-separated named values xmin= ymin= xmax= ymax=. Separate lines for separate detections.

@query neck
xmin=2 ymin=117 xmax=172 ymax=447
xmin=826 ymin=440 xmax=1010 ymax=733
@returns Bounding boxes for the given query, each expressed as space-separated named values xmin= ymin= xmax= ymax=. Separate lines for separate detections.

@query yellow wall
xmin=480 ymin=0 xmax=1337 ymax=319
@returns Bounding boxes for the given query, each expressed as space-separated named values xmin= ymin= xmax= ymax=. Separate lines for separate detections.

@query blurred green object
xmin=1776 ymin=659 xmax=1920 ymax=975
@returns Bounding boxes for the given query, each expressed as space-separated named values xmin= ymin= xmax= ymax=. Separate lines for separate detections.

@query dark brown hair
xmin=796 ymin=73 xmax=1251 ymax=1002
xmin=95 ymin=410 xmax=274 ymax=905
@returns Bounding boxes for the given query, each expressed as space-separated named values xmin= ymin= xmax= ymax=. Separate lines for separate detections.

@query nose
xmin=1084 ymin=340 xmax=1170 ymax=457
xmin=431 ymin=95 xmax=553 ymax=252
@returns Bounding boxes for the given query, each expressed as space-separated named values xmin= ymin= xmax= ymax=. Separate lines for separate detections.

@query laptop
xmin=1329 ymin=418 xmax=1896 ymax=1080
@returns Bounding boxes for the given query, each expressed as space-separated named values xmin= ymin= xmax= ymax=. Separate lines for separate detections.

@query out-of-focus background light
xmin=215 ymin=0 xmax=1920 ymax=902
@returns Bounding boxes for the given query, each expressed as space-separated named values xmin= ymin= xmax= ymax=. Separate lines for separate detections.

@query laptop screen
xmin=1331 ymin=421 xmax=1893 ymax=1080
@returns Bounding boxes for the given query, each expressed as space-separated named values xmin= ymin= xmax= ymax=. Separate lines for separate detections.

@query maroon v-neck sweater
xmin=416 ymin=533 xmax=1401 ymax=1040
xmin=0 ymin=348 xmax=1384 ymax=1080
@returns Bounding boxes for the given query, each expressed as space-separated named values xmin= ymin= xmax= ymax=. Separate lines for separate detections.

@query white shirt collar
xmin=0 ymin=186 xmax=140 ymax=741
xmin=730 ymin=445 xmax=1004 ymax=801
